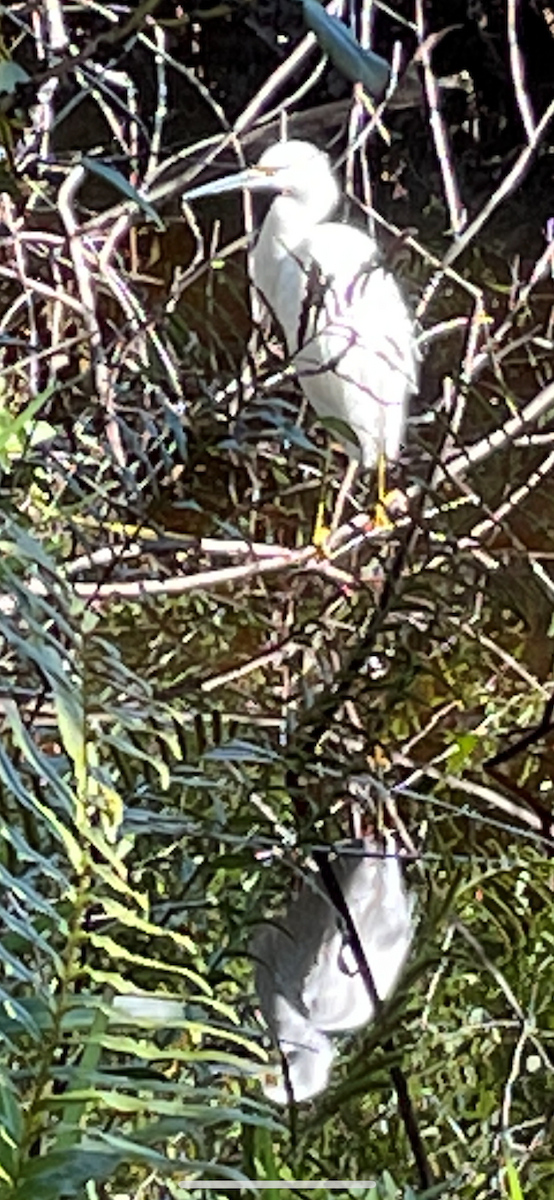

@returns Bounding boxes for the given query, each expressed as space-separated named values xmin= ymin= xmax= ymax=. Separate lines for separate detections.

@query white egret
xmin=251 ymin=837 xmax=414 ymax=1104
xmin=184 ymin=140 xmax=418 ymax=493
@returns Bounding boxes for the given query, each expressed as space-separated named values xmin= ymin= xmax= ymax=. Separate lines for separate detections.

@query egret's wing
xmin=252 ymin=838 xmax=414 ymax=1097
xmin=255 ymin=219 xmax=417 ymax=467
xmin=303 ymin=841 xmax=414 ymax=1030
xmin=302 ymin=924 xmax=375 ymax=1032
xmin=262 ymin=992 xmax=335 ymax=1104
xmin=251 ymin=880 xmax=340 ymax=1029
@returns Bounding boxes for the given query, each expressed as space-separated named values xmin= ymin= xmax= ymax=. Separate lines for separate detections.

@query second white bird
xmin=251 ymin=837 xmax=414 ymax=1104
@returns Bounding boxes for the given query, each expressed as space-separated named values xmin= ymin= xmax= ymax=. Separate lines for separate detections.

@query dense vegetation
xmin=0 ymin=1 xmax=553 ymax=1197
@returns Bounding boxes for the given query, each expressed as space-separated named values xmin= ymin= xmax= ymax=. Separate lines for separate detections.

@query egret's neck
xmin=266 ymin=175 xmax=339 ymax=251
xmin=252 ymin=176 xmax=339 ymax=333
xmin=262 ymin=196 xmax=310 ymax=257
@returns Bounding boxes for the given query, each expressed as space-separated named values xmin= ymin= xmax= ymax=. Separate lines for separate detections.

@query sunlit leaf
xmin=303 ymin=0 xmax=390 ymax=95
xmin=82 ymin=157 xmax=165 ymax=230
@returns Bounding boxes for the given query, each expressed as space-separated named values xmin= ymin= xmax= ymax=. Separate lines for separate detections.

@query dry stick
xmin=454 ymin=620 xmax=550 ymax=702
xmin=233 ymin=28 xmax=323 ymax=138
xmin=91 ymin=15 xmax=323 ymax=251
xmin=284 ymin=331 xmax=537 ymax=775
xmin=442 ymin=95 xmax=554 ymax=273
xmin=0 ymin=336 xmax=86 ymax=381
xmin=31 ymin=0 xmax=163 ymax=91
xmin=453 ymin=922 xmax=554 ymax=1098
xmin=426 ymin=294 xmax=491 ymax=479
xmin=1 ymin=197 xmax=40 ymax=395
xmin=0 ymin=527 xmax=374 ymax=614
xmin=507 ymin=0 xmax=536 ymax=142
xmin=398 ymin=755 xmax=554 ymax=842
xmin=460 ymin=293 xmax=491 ymax=386
xmin=419 ymin=92 xmax=554 ymax=314
xmin=58 ymin=166 xmax=125 ymax=467
xmin=83 ymin=15 xmax=382 ymax=252
xmin=54 ymin=362 xmax=549 ymax=612
xmin=484 ymin=765 xmax=554 ymax=850
xmin=396 ymin=784 xmax=549 ymax=853
xmin=436 ymin=380 xmax=554 ymax=611
xmin=468 ymin=238 xmax=554 ymax=385
xmin=0 ymin=266 xmax=87 ymax=318
xmin=96 ymin=249 xmax=184 ymax=402
xmin=415 ymin=0 xmax=466 ymax=235
xmin=469 ymin=446 xmax=554 ymax=542
xmin=145 ymin=22 xmax=168 ymax=178
xmin=346 ymin=0 xmax=377 ymax=214
xmin=137 ymin=26 xmax=234 ymax=170
xmin=484 ymin=694 xmax=554 ymax=770
xmin=201 ymin=639 xmax=301 ymax=693
xmin=313 ymin=849 xmax=432 ymax=1192
xmin=72 ymin=548 xmax=313 ymax=603
xmin=452 ymin=921 xmax=527 ymax=1025
xmin=287 ymin=532 xmax=416 ymax=782
xmin=83 ymin=91 xmax=406 ymax=240
xmin=435 ymin=378 xmax=554 ymax=486
xmin=28 ymin=0 xmax=68 ymax=178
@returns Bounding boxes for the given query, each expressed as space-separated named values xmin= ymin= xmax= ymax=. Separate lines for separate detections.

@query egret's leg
xmin=377 ymin=451 xmax=386 ymax=505
xmin=311 ymin=448 xmax=335 ymax=548
xmin=312 ymin=497 xmax=330 ymax=549
xmin=372 ymin=452 xmax=407 ymax=528
xmin=373 ymin=450 xmax=389 ymax=529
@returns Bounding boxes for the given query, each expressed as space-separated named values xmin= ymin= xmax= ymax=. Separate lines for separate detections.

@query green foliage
xmin=0 ymin=520 xmax=273 ymax=1196
xmin=0 ymin=1 xmax=553 ymax=1197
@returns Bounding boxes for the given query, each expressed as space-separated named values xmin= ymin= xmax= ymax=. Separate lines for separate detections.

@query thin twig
xmin=507 ymin=0 xmax=536 ymax=142
xmin=415 ymin=0 xmax=466 ymax=234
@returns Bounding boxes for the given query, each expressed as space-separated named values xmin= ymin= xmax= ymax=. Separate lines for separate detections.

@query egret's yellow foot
xmin=371 ymin=487 xmax=408 ymax=528
xmin=373 ymin=500 xmax=391 ymax=529
xmin=374 ymin=452 xmax=390 ymax=528
xmin=312 ymin=498 xmax=331 ymax=550
xmin=377 ymin=450 xmax=387 ymax=504
xmin=370 ymin=452 xmax=406 ymax=528
xmin=369 ymin=744 xmax=390 ymax=770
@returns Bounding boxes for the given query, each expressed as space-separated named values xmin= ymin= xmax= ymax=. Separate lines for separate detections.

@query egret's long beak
xmin=183 ymin=165 xmax=276 ymax=204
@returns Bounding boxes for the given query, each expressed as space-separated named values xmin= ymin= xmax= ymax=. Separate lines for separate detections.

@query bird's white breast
xmin=252 ymin=205 xmax=417 ymax=466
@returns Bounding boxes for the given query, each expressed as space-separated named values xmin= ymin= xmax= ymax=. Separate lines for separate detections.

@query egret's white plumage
xmin=251 ymin=838 xmax=414 ymax=1104
xmin=185 ymin=140 xmax=418 ymax=467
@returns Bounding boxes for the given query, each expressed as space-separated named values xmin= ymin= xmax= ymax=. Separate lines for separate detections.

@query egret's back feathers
xmin=252 ymin=838 xmax=414 ymax=1103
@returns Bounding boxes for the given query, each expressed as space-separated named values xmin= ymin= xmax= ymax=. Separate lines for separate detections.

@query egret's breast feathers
xmin=252 ymin=218 xmax=417 ymax=465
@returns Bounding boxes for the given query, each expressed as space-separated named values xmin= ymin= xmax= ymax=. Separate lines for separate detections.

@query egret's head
xmin=250 ymin=140 xmax=340 ymax=223
xmin=183 ymin=140 xmax=340 ymax=224
xmin=256 ymin=139 xmax=333 ymax=190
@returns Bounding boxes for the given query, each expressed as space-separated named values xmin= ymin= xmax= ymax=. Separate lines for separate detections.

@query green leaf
xmin=204 ymin=740 xmax=280 ymax=764
xmin=303 ymin=0 xmax=390 ymax=95
xmin=0 ymin=1072 xmax=23 ymax=1143
xmin=82 ymin=157 xmax=165 ymax=229
xmin=504 ymin=1156 xmax=524 ymax=1200
xmin=0 ymin=60 xmax=30 ymax=94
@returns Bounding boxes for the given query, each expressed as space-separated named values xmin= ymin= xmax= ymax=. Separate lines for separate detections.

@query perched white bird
xmin=251 ymin=838 xmax=414 ymax=1104
xmin=184 ymin=139 xmax=418 ymax=471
